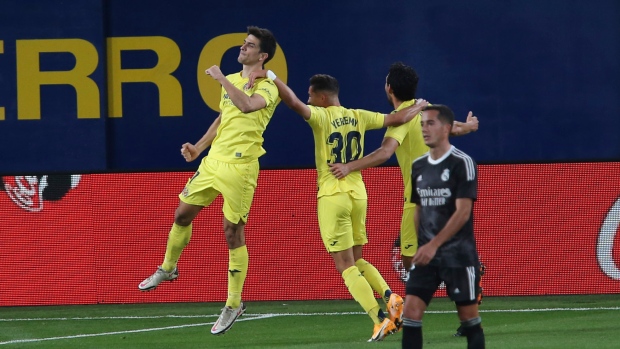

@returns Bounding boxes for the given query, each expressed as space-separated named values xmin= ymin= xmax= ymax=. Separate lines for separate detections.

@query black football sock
xmin=401 ymin=318 xmax=423 ymax=349
xmin=461 ymin=317 xmax=485 ymax=349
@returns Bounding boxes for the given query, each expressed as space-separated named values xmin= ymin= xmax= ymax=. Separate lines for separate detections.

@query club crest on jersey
xmin=441 ymin=169 xmax=450 ymax=181
xmin=417 ymin=175 xmax=422 ymax=182
xmin=181 ymin=187 xmax=189 ymax=197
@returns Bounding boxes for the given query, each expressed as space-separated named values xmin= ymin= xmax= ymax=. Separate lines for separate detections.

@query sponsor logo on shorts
xmin=181 ymin=187 xmax=189 ymax=197
xmin=330 ymin=240 xmax=338 ymax=246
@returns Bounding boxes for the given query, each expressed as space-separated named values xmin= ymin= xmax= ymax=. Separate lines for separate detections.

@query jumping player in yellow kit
xmin=248 ymin=68 xmax=427 ymax=341
xmin=138 ymin=26 xmax=279 ymax=336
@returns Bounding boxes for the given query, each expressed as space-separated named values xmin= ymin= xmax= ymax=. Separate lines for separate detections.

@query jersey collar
xmin=392 ymin=98 xmax=417 ymax=113
xmin=427 ymin=145 xmax=454 ymax=165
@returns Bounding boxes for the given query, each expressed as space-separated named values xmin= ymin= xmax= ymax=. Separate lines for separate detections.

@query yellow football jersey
xmin=208 ymin=72 xmax=279 ymax=163
xmin=307 ymin=105 xmax=384 ymax=199
xmin=384 ymin=99 xmax=429 ymax=206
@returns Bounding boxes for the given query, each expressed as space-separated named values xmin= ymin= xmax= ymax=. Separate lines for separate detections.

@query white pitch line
xmin=0 ymin=312 xmax=361 ymax=322
xmin=0 ymin=314 xmax=222 ymax=322
xmin=475 ymin=307 xmax=620 ymax=313
xmin=1 ymin=307 xmax=618 ymax=322
xmin=0 ymin=313 xmax=277 ymax=346
xmin=1 ymin=307 xmax=618 ymax=345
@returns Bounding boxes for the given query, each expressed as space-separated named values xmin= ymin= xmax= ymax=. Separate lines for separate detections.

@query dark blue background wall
xmin=1 ymin=0 xmax=618 ymax=173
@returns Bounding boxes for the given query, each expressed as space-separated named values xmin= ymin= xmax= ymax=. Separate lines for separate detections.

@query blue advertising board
xmin=0 ymin=0 xmax=618 ymax=173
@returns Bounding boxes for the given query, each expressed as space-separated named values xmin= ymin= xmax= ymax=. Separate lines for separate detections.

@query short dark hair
xmin=247 ymin=26 xmax=277 ymax=65
xmin=387 ymin=62 xmax=419 ymax=101
xmin=424 ymin=104 xmax=455 ymax=126
xmin=309 ymin=74 xmax=339 ymax=95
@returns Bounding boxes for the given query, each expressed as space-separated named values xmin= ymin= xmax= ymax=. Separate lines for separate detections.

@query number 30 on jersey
xmin=327 ymin=131 xmax=362 ymax=164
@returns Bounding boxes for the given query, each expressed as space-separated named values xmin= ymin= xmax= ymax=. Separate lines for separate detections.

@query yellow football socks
xmin=226 ymin=245 xmax=248 ymax=309
xmin=356 ymin=258 xmax=390 ymax=304
xmin=161 ymin=223 xmax=192 ymax=272
xmin=343 ymin=265 xmax=382 ymax=324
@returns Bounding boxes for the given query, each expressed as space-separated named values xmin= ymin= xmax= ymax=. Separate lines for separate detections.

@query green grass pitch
xmin=1 ymin=295 xmax=617 ymax=348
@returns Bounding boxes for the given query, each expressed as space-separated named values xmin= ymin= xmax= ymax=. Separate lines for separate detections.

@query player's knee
xmin=174 ymin=201 xmax=202 ymax=226
xmin=223 ymin=222 xmax=244 ymax=248
xmin=174 ymin=209 xmax=194 ymax=226
xmin=455 ymin=302 xmax=480 ymax=322
xmin=403 ymin=302 xmax=424 ymax=320
xmin=331 ymin=252 xmax=355 ymax=273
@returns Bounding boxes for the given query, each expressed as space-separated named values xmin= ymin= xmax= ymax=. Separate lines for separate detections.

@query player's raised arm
xmin=248 ymin=70 xmax=310 ymax=120
xmin=451 ymin=111 xmax=479 ymax=136
xmin=205 ymin=65 xmax=266 ymax=113
xmin=180 ymin=113 xmax=222 ymax=162
xmin=383 ymin=99 xmax=428 ymax=127
xmin=271 ymin=71 xmax=312 ymax=120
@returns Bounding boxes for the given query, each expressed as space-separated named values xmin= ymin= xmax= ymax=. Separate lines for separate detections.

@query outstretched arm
xmin=249 ymin=70 xmax=311 ymax=120
xmin=329 ymin=137 xmax=399 ymax=179
xmin=205 ymin=65 xmax=266 ymax=113
xmin=451 ymin=112 xmax=479 ymax=136
xmin=383 ymin=99 xmax=428 ymax=127
xmin=272 ymin=76 xmax=311 ymax=120
xmin=180 ymin=114 xmax=222 ymax=162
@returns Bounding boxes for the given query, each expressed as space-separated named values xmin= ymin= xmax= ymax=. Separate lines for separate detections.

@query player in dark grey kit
xmin=401 ymin=105 xmax=485 ymax=349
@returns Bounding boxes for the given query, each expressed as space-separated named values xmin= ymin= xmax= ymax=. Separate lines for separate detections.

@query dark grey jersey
xmin=410 ymin=146 xmax=479 ymax=267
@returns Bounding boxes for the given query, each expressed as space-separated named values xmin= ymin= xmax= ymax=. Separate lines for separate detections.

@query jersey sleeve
xmin=410 ymin=160 xmax=422 ymax=205
xmin=253 ymin=78 xmax=279 ymax=107
xmin=455 ymin=158 xmax=478 ymax=200
xmin=307 ymin=105 xmax=328 ymax=128
xmin=354 ymin=109 xmax=385 ymax=130
xmin=384 ymin=123 xmax=409 ymax=144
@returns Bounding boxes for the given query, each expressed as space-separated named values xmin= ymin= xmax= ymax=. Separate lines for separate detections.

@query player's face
xmin=238 ymin=34 xmax=265 ymax=65
xmin=421 ymin=110 xmax=449 ymax=147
